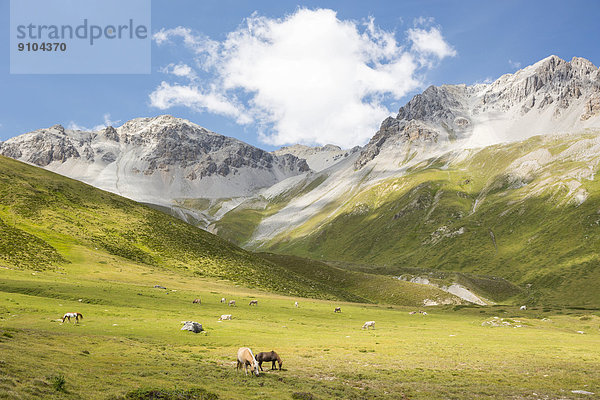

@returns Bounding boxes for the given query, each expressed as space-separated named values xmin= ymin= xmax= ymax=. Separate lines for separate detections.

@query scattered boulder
xmin=181 ymin=321 xmax=203 ymax=333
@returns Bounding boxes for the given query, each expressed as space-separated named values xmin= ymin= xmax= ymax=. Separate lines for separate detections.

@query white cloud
xmin=151 ymin=9 xmax=456 ymax=148
xmin=67 ymin=113 xmax=121 ymax=132
xmin=159 ymin=63 xmax=197 ymax=80
xmin=408 ymin=27 xmax=457 ymax=60
xmin=509 ymin=59 xmax=522 ymax=69
xmin=149 ymin=82 xmax=251 ymax=124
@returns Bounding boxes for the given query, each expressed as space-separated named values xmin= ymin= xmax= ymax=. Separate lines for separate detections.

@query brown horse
xmin=255 ymin=351 xmax=283 ymax=371
xmin=237 ymin=347 xmax=260 ymax=376
xmin=62 ymin=312 xmax=83 ymax=323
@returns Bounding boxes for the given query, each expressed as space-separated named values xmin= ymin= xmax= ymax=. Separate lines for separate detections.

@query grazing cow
xmin=520 ymin=305 xmax=527 ymax=310
xmin=294 ymin=301 xmax=299 ymax=308
xmin=192 ymin=298 xmax=201 ymax=304
xmin=421 ymin=311 xmax=428 ymax=316
xmin=255 ymin=351 xmax=283 ymax=371
xmin=409 ymin=311 xmax=417 ymax=315
xmin=229 ymin=300 xmax=236 ymax=307
xmin=362 ymin=321 xmax=375 ymax=330
xmin=219 ymin=314 xmax=232 ymax=320
xmin=249 ymin=300 xmax=258 ymax=306
xmin=62 ymin=312 xmax=83 ymax=323
xmin=221 ymin=298 xmax=226 ymax=303
xmin=237 ymin=347 xmax=260 ymax=376
xmin=334 ymin=307 xmax=342 ymax=313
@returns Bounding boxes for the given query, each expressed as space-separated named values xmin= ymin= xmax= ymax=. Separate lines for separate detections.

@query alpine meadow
xmin=2 ymin=4 xmax=600 ymax=399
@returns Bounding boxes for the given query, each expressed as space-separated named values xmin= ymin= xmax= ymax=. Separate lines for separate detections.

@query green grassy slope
xmin=0 ymin=155 xmax=343 ymax=299
xmin=259 ymin=133 xmax=600 ymax=306
xmin=0 ymin=155 xmax=457 ymax=306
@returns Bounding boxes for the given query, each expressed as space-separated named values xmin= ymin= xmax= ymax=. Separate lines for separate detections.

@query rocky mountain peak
xmin=355 ymin=55 xmax=600 ymax=170
xmin=0 ymin=115 xmax=311 ymax=202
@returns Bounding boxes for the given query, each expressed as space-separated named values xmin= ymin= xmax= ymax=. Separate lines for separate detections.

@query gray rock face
xmin=181 ymin=321 xmax=203 ymax=333
xmin=355 ymin=56 xmax=600 ymax=169
xmin=0 ymin=115 xmax=311 ymax=201
xmin=273 ymin=143 xmax=359 ymax=172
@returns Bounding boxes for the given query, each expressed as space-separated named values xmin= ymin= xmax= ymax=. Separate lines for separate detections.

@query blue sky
xmin=1 ymin=0 xmax=600 ymax=150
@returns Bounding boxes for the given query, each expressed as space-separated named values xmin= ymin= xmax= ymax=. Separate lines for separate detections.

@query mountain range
xmin=2 ymin=55 xmax=600 ymax=305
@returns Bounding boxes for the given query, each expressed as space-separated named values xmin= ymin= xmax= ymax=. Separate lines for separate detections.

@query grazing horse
xmin=192 ymin=298 xmax=201 ymax=304
xmin=237 ymin=347 xmax=260 ymax=376
xmin=229 ymin=300 xmax=236 ymax=307
xmin=249 ymin=300 xmax=258 ymax=306
xmin=62 ymin=312 xmax=83 ymax=323
xmin=219 ymin=314 xmax=232 ymax=320
xmin=362 ymin=321 xmax=375 ymax=329
xmin=294 ymin=301 xmax=299 ymax=308
xmin=255 ymin=351 xmax=283 ymax=371
xmin=334 ymin=307 xmax=342 ymax=313
xmin=221 ymin=298 xmax=226 ymax=303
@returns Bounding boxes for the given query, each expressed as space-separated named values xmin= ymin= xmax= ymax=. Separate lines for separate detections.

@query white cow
xmin=229 ymin=300 xmax=236 ymax=307
xmin=362 ymin=321 xmax=375 ymax=330
xmin=219 ymin=314 xmax=232 ymax=320
xmin=221 ymin=298 xmax=226 ymax=303
xmin=294 ymin=301 xmax=299 ymax=307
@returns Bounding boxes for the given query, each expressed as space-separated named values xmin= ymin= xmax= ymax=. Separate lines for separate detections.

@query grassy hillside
xmin=0 ymin=155 xmax=460 ymax=306
xmin=255 ymin=133 xmax=600 ymax=306
xmin=0 ymin=155 xmax=345 ymax=299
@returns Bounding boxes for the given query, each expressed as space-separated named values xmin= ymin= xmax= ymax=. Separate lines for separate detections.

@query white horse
xmin=219 ymin=314 xmax=232 ymax=320
xmin=237 ymin=347 xmax=260 ymax=376
xmin=362 ymin=321 xmax=375 ymax=329
xmin=62 ymin=312 xmax=83 ymax=323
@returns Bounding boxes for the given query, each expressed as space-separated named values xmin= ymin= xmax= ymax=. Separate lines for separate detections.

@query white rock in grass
xmin=181 ymin=321 xmax=203 ymax=333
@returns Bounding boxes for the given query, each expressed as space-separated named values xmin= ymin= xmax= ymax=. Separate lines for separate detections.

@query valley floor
xmin=0 ymin=263 xmax=599 ymax=400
